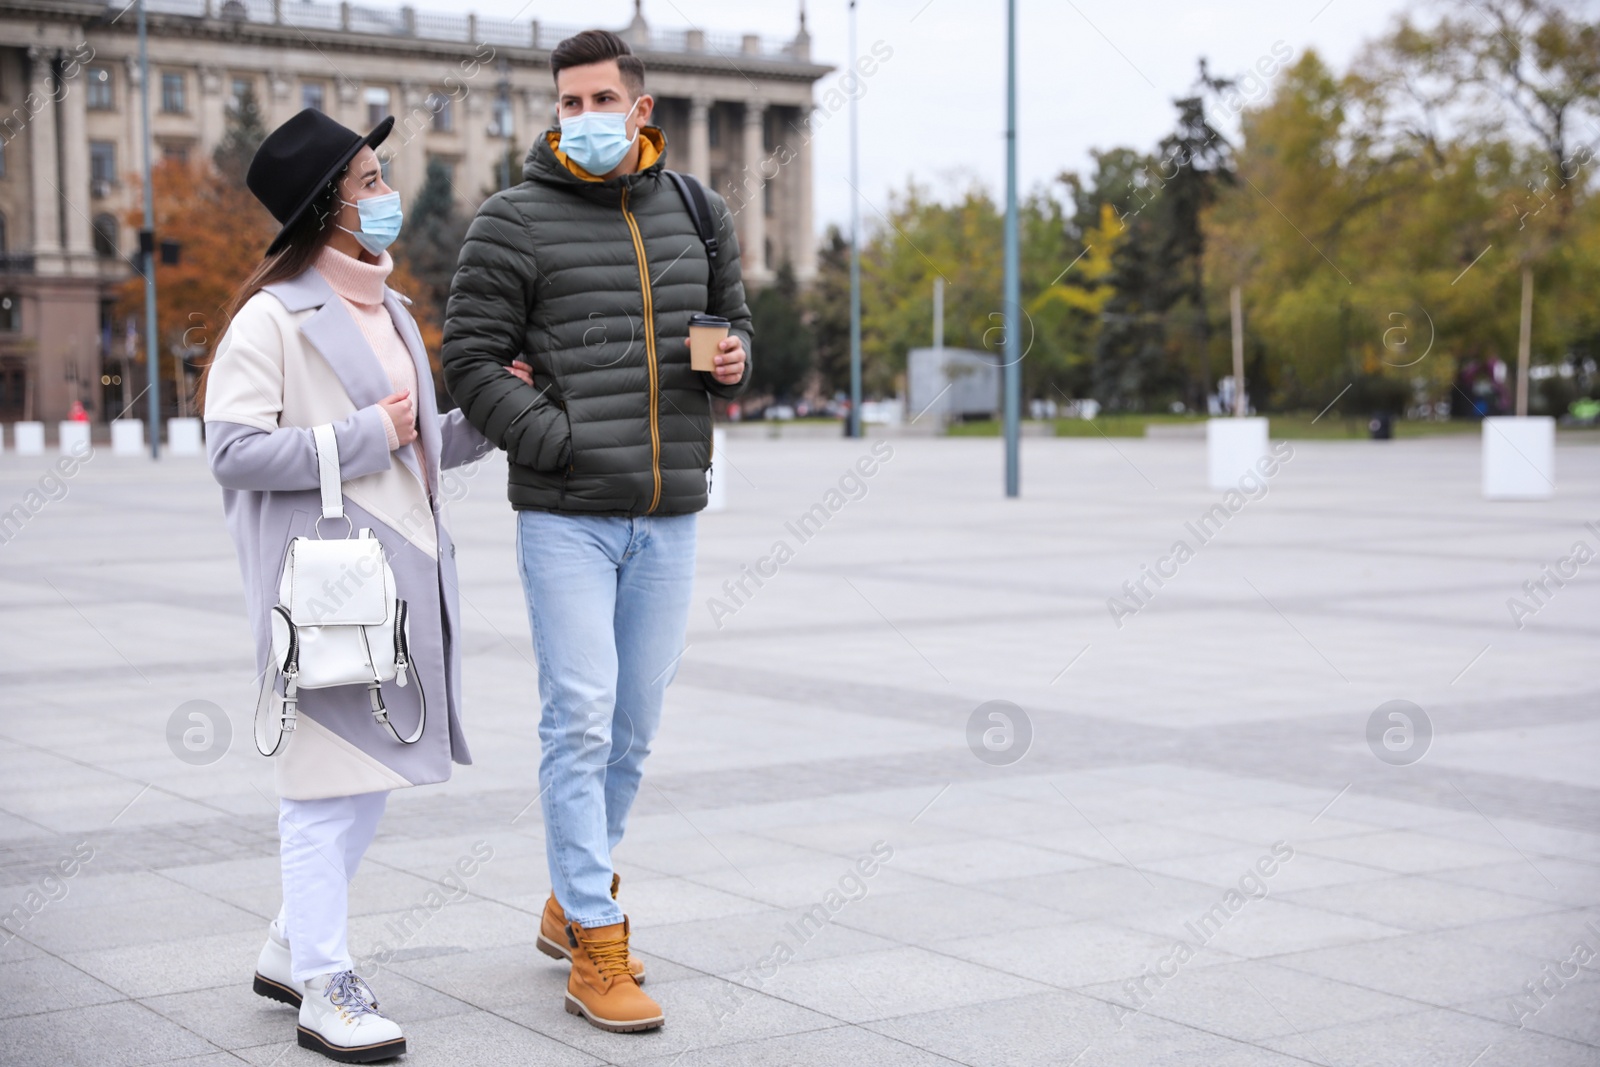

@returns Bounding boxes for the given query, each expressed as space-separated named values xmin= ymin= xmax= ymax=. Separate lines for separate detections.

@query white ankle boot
xmin=252 ymin=920 xmax=302 ymax=1007
xmin=297 ymin=970 xmax=406 ymax=1063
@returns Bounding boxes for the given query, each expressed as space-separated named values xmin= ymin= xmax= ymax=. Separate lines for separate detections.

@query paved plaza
xmin=1 ymin=431 xmax=1598 ymax=1066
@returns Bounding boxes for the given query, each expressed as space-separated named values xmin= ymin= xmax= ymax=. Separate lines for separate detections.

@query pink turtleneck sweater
xmin=314 ymin=246 xmax=427 ymax=489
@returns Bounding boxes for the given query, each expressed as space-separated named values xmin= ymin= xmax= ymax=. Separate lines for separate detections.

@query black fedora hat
xmin=247 ymin=108 xmax=395 ymax=256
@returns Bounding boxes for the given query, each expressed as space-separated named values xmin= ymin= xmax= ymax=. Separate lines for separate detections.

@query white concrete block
xmin=1206 ymin=417 xmax=1269 ymax=490
xmin=167 ymin=417 xmax=203 ymax=456
xmin=59 ymin=421 xmax=92 ymax=457
xmin=1482 ymin=416 xmax=1554 ymax=500
xmin=13 ymin=422 xmax=44 ymax=455
xmin=707 ymin=427 xmax=727 ymax=512
xmin=110 ymin=419 xmax=145 ymax=456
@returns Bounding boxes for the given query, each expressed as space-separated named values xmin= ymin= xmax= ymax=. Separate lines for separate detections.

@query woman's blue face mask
xmin=340 ymin=191 xmax=403 ymax=255
xmin=558 ymin=96 xmax=644 ymax=176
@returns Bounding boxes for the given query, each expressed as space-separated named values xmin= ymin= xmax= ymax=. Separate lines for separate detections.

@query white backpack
xmin=254 ymin=424 xmax=424 ymax=757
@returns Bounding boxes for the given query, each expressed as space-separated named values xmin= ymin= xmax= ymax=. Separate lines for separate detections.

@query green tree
xmin=807 ymin=226 xmax=853 ymax=397
xmin=212 ymin=84 xmax=266 ymax=187
xmin=748 ymin=261 xmax=813 ymax=399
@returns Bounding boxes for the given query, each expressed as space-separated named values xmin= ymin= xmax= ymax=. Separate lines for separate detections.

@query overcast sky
xmin=462 ymin=0 xmax=1420 ymax=233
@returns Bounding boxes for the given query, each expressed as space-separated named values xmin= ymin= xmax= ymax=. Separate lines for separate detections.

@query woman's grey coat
xmin=205 ymin=264 xmax=494 ymax=800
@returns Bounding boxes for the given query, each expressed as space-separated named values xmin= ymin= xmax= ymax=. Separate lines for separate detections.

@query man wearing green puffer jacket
xmin=441 ymin=28 xmax=751 ymax=1034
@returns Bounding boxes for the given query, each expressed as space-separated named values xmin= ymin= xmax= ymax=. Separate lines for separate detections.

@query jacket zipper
xmin=620 ymin=185 xmax=663 ymax=514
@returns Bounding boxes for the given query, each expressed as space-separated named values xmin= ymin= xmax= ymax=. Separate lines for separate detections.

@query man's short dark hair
xmin=550 ymin=30 xmax=647 ymax=98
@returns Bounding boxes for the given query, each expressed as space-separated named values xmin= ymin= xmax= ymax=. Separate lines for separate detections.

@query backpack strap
xmin=664 ymin=169 xmax=719 ymax=290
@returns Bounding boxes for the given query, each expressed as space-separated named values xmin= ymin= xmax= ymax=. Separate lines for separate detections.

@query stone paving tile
xmin=1257 ymin=1005 xmax=1598 ymax=1067
xmin=0 ymin=954 xmax=125 ymax=1018
xmin=1300 ymin=828 xmax=1529 ymax=874
xmin=1143 ymin=843 xmax=1396 ymax=895
xmin=1440 ymin=908 xmax=1600 ymax=965
xmin=1426 ymin=817 xmax=1600 ymax=865
xmin=942 ymin=917 xmax=1219 ymax=989
xmin=985 ymin=863 xmax=1224 ymax=923
xmin=0 ymin=1000 xmax=220 ymax=1066
xmin=634 ymin=906 xmax=902 ymax=976
xmin=498 ymin=974 xmax=845 ymax=1066
xmin=1271 ymin=930 xmax=1547 ymax=1007
xmin=1454 ymin=977 xmax=1600 ymax=1048
xmin=676 ymin=855 xmax=948 ymax=910
xmin=1430 ymin=858 xmax=1600 ymax=909
xmin=628 ymin=1024 xmax=963 ymax=1067
xmin=1278 ymin=872 xmax=1566 ymax=933
xmin=1076 ymin=958 xmax=1419 ymax=1044
xmin=1009 ymin=816 xmax=1253 ymax=866
xmin=827 ymin=881 xmax=1070 ymax=944
xmin=19 ymin=890 xmax=262 ymax=956
xmin=871 ymin=836 xmax=1102 ymax=885
xmin=729 ymin=944 xmax=1051 ymax=1024
xmin=57 ymin=930 xmax=268 ymax=1000
xmin=859 ymin=988 xmax=1317 ymax=1067
xmin=1114 ymin=898 xmax=1408 ymax=959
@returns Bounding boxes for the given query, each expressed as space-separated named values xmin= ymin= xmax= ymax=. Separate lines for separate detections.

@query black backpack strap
xmin=664 ymin=169 xmax=719 ymax=289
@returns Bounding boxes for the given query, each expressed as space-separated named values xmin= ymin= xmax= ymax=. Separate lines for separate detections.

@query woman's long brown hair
xmin=195 ymin=173 xmax=344 ymax=411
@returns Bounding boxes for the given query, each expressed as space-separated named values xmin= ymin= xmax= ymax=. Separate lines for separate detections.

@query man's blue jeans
xmin=515 ymin=509 xmax=697 ymax=928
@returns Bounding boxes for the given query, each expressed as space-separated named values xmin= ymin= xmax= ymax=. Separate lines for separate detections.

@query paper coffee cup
xmin=688 ymin=313 xmax=731 ymax=372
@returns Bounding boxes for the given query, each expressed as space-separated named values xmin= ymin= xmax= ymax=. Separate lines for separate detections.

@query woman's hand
xmin=379 ymin=390 xmax=418 ymax=446
xmin=507 ymin=360 xmax=535 ymax=388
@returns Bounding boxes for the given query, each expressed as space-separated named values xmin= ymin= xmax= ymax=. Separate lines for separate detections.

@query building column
xmin=740 ymin=99 xmax=768 ymax=284
xmin=396 ymin=79 xmax=428 ymax=198
xmin=58 ymin=54 xmax=95 ymax=274
xmin=687 ymin=94 xmax=710 ymax=183
xmin=794 ymin=110 xmax=816 ymax=283
xmin=27 ymin=46 xmax=63 ymax=270
xmin=197 ymin=65 xmax=227 ymax=162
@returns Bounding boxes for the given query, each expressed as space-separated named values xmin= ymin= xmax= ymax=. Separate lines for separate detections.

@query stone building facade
xmin=0 ymin=0 xmax=828 ymax=424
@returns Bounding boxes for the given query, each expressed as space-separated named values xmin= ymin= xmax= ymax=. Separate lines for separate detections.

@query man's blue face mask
xmin=558 ymin=96 xmax=644 ymax=176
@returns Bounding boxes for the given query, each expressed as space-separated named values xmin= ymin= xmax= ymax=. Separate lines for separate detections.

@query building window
xmin=92 ymin=214 xmax=119 ymax=258
xmin=160 ymin=141 xmax=190 ymax=165
xmin=365 ymin=87 xmax=390 ymax=128
xmin=0 ymin=294 xmax=18 ymax=332
xmin=87 ymin=66 xmax=113 ymax=110
xmin=161 ymin=72 xmax=185 ymax=113
xmin=229 ymin=77 xmax=253 ymax=112
xmin=427 ymin=92 xmax=453 ymax=132
xmin=302 ymin=82 xmax=324 ymax=112
xmin=379 ymin=156 xmax=393 ymax=185
xmin=764 ymin=181 xmax=773 ymax=217
xmin=708 ymin=108 xmax=720 ymax=148
xmin=90 ymin=142 xmax=116 ymax=192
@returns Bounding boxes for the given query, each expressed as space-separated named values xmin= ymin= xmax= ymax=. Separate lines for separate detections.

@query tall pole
xmin=1516 ymin=265 xmax=1533 ymax=417
xmin=138 ymin=0 xmax=160 ymax=458
xmin=1001 ymin=0 xmax=1020 ymax=496
xmin=497 ymin=57 xmax=511 ymax=191
xmin=847 ymin=0 xmax=862 ymax=438
xmin=1230 ymin=284 xmax=1245 ymax=416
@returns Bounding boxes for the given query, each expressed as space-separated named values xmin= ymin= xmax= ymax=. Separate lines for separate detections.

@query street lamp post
xmin=138 ymin=0 xmax=160 ymax=458
xmin=1001 ymin=0 xmax=1020 ymax=495
xmin=847 ymin=0 xmax=862 ymax=439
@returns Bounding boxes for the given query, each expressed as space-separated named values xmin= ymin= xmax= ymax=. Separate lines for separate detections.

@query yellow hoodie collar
xmin=546 ymin=125 xmax=665 ymax=182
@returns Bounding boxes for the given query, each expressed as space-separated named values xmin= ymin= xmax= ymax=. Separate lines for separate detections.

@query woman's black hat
xmin=247 ymin=109 xmax=394 ymax=256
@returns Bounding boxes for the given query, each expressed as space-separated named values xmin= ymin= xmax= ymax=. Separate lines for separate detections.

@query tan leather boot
xmin=537 ymin=872 xmax=646 ymax=982
xmin=564 ymin=918 xmax=663 ymax=1032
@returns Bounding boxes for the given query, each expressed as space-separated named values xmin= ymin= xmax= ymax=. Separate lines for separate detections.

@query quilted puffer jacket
xmin=441 ymin=126 xmax=752 ymax=515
